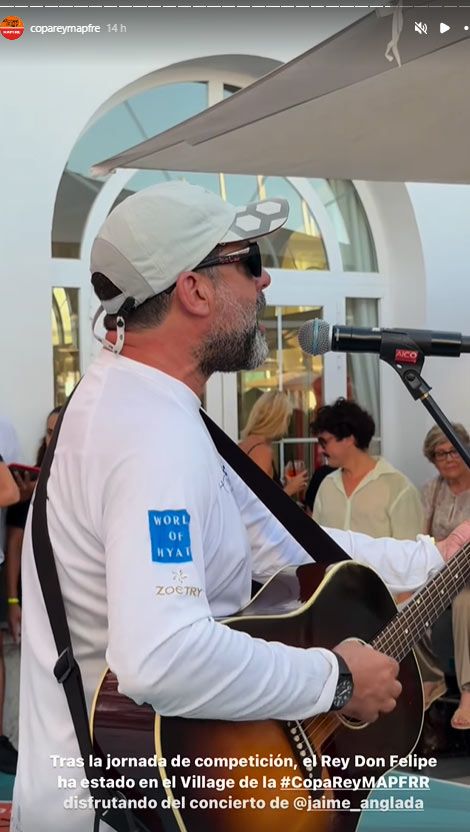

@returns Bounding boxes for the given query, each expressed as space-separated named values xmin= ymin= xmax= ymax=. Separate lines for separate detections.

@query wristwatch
xmin=330 ymin=652 xmax=354 ymax=711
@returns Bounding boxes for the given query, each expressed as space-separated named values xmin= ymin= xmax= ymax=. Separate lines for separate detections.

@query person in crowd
xmin=5 ymin=406 xmax=61 ymax=647
xmin=303 ymin=415 xmax=335 ymax=513
xmin=12 ymin=182 xmax=470 ymax=831
xmin=302 ymin=377 xmax=336 ymax=513
xmin=0 ymin=410 xmax=22 ymax=581
xmin=419 ymin=424 xmax=470 ymax=729
xmin=310 ymin=398 xmax=423 ymax=539
xmin=0 ymin=458 xmax=19 ymax=509
xmin=0 ymin=421 xmax=21 ymax=774
xmin=0 ymin=412 xmax=21 ymax=468
xmin=239 ymin=390 xmax=308 ymax=497
xmin=0 ymin=411 xmax=60 ymax=775
xmin=304 ymin=461 xmax=336 ymax=513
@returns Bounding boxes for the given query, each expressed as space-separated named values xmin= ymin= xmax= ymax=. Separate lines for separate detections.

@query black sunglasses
xmin=194 ymin=242 xmax=262 ymax=279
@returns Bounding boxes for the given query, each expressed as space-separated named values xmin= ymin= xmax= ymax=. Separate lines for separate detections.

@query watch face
xmin=333 ymin=678 xmax=354 ymax=709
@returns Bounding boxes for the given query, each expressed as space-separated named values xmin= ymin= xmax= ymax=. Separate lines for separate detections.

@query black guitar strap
xmin=31 ymin=393 xmax=166 ymax=832
xmin=200 ymin=410 xmax=350 ymax=565
xmin=30 ymin=389 xmax=349 ymax=832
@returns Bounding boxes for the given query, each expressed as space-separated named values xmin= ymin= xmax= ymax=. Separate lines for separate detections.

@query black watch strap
xmin=333 ymin=652 xmax=352 ymax=678
xmin=330 ymin=651 xmax=354 ymax=711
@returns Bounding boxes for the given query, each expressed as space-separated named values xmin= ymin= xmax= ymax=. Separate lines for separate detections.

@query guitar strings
xmin=376 ymin=543 xmax=470 ymax=658
xmin=291 ymin=540 xmax=470 ymax=753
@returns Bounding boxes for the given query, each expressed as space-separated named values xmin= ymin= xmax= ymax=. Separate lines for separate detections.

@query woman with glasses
xmin=420 ymin=424 xmax=470 ymax=729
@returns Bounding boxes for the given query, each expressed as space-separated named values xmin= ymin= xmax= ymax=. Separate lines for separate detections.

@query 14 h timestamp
xmin=107 ymin=24 xmax=127 ymax=34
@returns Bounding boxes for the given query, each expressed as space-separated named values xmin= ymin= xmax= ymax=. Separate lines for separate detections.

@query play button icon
xmin=440 ymin=22 xmax=450 ymax=34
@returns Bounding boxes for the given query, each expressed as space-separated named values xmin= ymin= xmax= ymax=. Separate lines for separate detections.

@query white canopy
xmin=93 ymin=8 xmax=470 ymax=184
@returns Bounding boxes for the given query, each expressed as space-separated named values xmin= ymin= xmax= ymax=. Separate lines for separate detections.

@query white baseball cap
xmin=90 ymin=180 xmax=289 ymax=315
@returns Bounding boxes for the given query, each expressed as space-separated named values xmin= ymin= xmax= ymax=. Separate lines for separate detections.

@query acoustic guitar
xmin=91 ymin=543 xmax=470 ymax=832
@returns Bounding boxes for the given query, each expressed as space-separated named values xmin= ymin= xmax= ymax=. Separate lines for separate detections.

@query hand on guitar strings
xmin=333 ymin=639 xmax=402 ymax=724
xmin=436 ymin=519 xmax=470 ymax=562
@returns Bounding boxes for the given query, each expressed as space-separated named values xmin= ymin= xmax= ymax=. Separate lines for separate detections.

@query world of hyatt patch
xmin=148 ymin=510 xmax=193 ymax=563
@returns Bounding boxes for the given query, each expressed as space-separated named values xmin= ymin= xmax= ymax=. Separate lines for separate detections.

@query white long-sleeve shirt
xmin=12 ymin=351 xmax=444 ymax=832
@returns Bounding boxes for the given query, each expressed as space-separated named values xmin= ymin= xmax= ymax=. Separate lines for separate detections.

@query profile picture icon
xmin=0 ymin=16 xmax=25 ymax=41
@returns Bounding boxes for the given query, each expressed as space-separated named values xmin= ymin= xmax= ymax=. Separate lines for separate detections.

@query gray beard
xmin=197 ymin=291 xmax=268 ymax=375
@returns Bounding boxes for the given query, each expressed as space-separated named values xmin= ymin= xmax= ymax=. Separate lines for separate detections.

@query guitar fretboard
xmin=371 ymin=542 xmax=470 ymax=660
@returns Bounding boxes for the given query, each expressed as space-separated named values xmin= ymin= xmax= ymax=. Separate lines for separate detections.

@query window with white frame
xmin=51 ymin=67 xmax=382 ymax=461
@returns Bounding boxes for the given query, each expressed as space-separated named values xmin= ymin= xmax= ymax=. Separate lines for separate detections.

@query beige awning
xmin=92 ymin=8 xmax=470 ymax=184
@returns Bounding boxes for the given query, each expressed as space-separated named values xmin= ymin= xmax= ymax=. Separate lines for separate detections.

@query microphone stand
xmin=379 ymin=332 xmax=470 ymax=468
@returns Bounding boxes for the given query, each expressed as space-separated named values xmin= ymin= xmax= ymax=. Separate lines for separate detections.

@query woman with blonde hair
xmin=239 ymin=390 xmax=307 ymax=497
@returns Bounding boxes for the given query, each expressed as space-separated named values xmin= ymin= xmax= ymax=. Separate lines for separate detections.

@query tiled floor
xmin=416 ymin=698 xmax=470 ymax=785
xmin=414 ymin=748 xmax=470 ymax=787
xmin=359 ymin=778 xmax=470 ymax=832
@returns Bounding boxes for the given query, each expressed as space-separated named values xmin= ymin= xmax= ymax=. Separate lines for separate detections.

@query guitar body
xmin=91 ymin=562 xmax=424 ymax=832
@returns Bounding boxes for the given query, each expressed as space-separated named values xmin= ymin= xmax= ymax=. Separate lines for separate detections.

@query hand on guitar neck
xmin=333 ymin=639 xmax=402 ymax=724
xmin=435 ymin=519 xmax=470 ymax=562
xmin=333 ymin=521 xmax=470 ymax=725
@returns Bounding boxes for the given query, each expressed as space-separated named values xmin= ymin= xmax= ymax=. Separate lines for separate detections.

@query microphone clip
xmin=380 ymin=331 xmax=470 ymax=468
xmin=379 ymin=331 xmax=431 ymax=401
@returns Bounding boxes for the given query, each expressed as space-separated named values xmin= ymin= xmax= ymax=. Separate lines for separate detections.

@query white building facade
xmin=2 ymin=8 xmax=470 ymax=488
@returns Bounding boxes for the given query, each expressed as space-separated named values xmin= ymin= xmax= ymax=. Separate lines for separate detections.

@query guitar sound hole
xmin=339 ymin=714 xmax=368 ymax=730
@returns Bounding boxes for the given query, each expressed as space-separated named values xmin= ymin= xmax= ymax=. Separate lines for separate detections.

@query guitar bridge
xmin=286 ymin=720 xmax=316 ymax=765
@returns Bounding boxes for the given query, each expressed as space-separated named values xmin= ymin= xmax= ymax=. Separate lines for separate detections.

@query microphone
xmin=298 ymin=320 xmax=470 ymax=359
